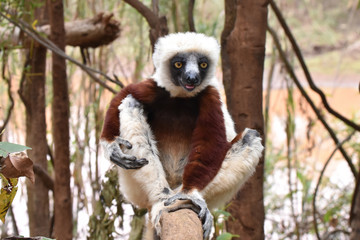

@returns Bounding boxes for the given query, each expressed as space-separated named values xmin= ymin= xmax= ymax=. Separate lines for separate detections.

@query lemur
xmin=100 ymin=32 xmax=264 ymax=239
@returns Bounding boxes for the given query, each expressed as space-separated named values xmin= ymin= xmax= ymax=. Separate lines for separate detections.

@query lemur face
xmin=169 ymin=52 xmax=210 ymax=92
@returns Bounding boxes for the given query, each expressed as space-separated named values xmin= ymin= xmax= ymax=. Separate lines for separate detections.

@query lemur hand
xmin=107 ymin=137 xmax=148 ymax=169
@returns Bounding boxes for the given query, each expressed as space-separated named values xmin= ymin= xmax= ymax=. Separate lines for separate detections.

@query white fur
xmin=117 ymin=95 xmax=171 ymax=208
xmin=221 ymin=102 xmax=237 ymax=141
xmin=152 ymin=32 xmax=220 ymax=98
xmin=185 ymin=54 xmax=200 ymax=74
xmin=201 ymin=128 xmax=264 ymax=209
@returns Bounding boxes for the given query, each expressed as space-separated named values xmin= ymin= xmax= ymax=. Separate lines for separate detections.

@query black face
xmin=169 ymin=52 xmax=210 ymax=92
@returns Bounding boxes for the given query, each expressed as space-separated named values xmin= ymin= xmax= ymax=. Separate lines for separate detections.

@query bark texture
xmin=48 ymin=0 xmax=72 ymax=239
xmin=222 ymin=0 xmax=268 ymax=239
xmin=23 ymin=46 xmax=51 ymax=237
xmin=21 ymin=4 xmax=50 ymax=237
xmin=160 ymin=209 xmax=202 ymax=240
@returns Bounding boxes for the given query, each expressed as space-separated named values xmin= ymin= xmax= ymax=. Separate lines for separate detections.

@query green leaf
xmin=216 ymin=232 xmax=240 ymax=240
xmin=0 ymin=142 xmax=31 ymax=158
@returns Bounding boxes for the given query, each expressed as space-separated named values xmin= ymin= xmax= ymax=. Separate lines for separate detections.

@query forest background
xmin=0 ymin=0 xmax=360 ymax=239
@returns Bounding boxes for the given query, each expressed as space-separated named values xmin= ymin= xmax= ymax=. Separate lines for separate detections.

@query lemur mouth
xmin=184 ymin=84 xmax=195 ymax=91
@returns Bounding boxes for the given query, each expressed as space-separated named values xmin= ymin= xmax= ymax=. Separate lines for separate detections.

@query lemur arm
xmin=182 ymin=86 xmax=232 ymax=191
xmin=100 ymin=79 xmax=158 ymax=169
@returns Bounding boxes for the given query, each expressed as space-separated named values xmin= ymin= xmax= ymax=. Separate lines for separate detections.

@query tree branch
xmin=123 ymin=0 xmax=159 ymax=28
xmin=269 ymin=0 xmax=360 ymax=132
xmin=33 ymin=163 xmax=54 ymax=192
xmin=0 ymin=51 xmax=14 ymax=140
xmin=160 ymin=209 xmax=202 ymax=240
xmin=188 ymin=0 xmax=196 ymax=32
xmin=0 ymin=11 xmax=123 ymax=93
xmin=123 ymin=0 xmax=168 ymax=50
xmin=312 ymin=131 xmax=355 ymax=240
xmin=39 ymin=12 xmax=121 ymax=48
xmin=267 ymin=25 xmax=358 ymax=178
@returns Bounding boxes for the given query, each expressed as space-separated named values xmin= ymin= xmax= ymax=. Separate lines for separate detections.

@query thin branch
xmin=123 ymin=0 xmax=159 ymax=28
xmin=33 ymin=163 xmax=54 ymax=191
xmin=267 ymin=25 xmax=358 ymax=178
xmin=0 ymin=51 xmax=14 ymax=139
xmin=269 ymin=0 xmax=360 ymax=132
xmin=312 ymin=131 xmax=355 ymax=240
xmin=188 ymin=0 xmax=196 ymax=32
xmin=18 ymin=53 xmax=31 ymax=113
xmin=0 ymin=11 xmax=122 ymax=93
xmin=151 ymin=0 xmax=159 ymax=16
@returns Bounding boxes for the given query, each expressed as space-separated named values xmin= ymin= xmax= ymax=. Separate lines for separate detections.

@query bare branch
xmin=188 ymin=0 xmax=196 ymax=32
xmin=123 ymin=0 xmax=159 ymax=28
xmin=0 ymin=51 xmax=14 ymax=139
xmin=0 ymin=11 xmax=122 ymax=93
xmin=269 ymin=0 xmax=360 ymax=132
xmin=312 ymin=131 xmax=355 ymax=240
xmin=267 ymin=25 xmax=358 ymax=178
xmin=33 ymin=163 xmax=54 ymax=192
xmin=123 ymin=0 xmax=168 ymax=50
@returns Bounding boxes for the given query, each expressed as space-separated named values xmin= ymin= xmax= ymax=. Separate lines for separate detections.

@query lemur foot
xmin=108 ymin=137 xmax=149 ymax=169
xmin=164 ymin=191 xmax=213 ymax=239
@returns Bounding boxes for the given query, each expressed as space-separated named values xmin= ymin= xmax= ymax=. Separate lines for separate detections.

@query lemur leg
xmin=201 ymin=128 xmax=264 ymax=209
xmin=116 ymin=95 xmax=172 ymax=210
xmin=164 ymin=129 xmax=263 ymax=239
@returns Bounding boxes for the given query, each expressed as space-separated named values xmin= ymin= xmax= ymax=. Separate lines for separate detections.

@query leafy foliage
xmin=88 ymin=167 xmax=125 ymax=240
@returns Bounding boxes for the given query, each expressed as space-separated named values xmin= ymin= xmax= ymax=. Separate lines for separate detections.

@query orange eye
xmin=200 ymin=62 xmax=208 ymax=68
xmin=174 ymin=62 xmax=183 ymax=68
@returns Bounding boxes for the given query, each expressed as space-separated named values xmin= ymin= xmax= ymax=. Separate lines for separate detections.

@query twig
xmin=269 ymin=0 xmax=360 ymax=132
xmin=18 ymin=53 xmax=31 ymax=112
xmin=0 ymin=11 xmax=122 ymax=93
xmin=267 ymin=25 xmax=358 ymax=178
xmin=0 ymin=51 xmax=14 ymax=140
xmin=33 ymin=163 xmax=54 ymax=191
xmin=188 ymin=0 xmax=196 ymax=32
xmin=312 ymin=131 xmax=355 ymax=240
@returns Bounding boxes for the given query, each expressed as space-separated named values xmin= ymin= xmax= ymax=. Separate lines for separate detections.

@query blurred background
xmin=0 ymin=0 xmax=359 ymax=239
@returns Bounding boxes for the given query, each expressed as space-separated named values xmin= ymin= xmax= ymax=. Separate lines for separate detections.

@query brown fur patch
xmin=182 ymin=86 xmax=232 ymax=191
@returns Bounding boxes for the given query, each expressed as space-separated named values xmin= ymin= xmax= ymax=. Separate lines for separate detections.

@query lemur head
xmin=152 ymin=32 xmax=220 ymax=97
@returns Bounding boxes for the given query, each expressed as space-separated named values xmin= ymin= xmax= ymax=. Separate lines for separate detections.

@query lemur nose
xmin=186 ymin=73 xmax=200 ymax=85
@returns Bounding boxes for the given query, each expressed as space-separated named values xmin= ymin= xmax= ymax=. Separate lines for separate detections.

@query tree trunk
xmin=351 ymin=174 xmax=360 ymax=240
xmin=222 ymin=0 xmax=268 ymax=239
xmin=48 ymin=0 xmax=72 ymax=239
xmin=21 ymin=3 xmax=50 ymax=237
